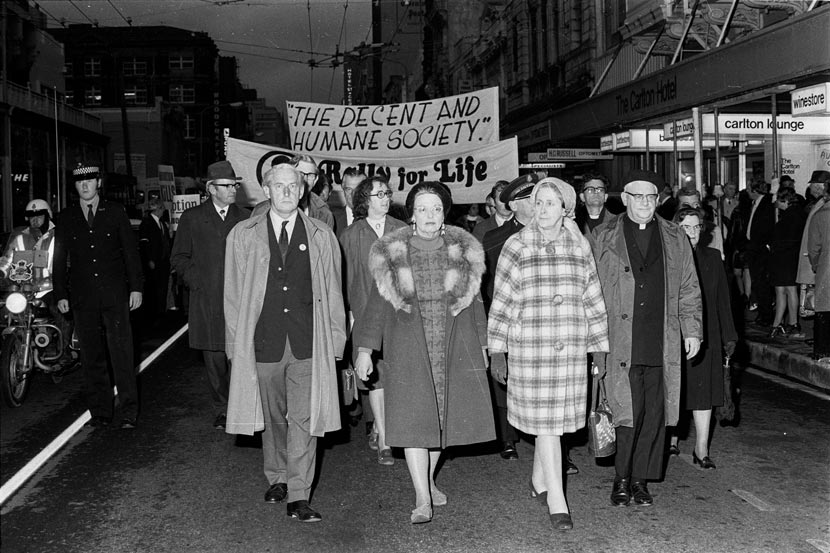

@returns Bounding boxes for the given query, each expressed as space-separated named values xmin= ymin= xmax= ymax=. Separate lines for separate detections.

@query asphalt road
xmin=1 ymin=320 xmax=828 ymax=553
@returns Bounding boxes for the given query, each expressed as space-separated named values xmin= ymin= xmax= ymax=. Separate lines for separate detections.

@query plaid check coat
xmin=488 ymin=221 xmax=609 ymax=435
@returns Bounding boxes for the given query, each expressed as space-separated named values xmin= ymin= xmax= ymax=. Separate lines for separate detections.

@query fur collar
xmin=368 ymin=225 xmax=485 ymax=316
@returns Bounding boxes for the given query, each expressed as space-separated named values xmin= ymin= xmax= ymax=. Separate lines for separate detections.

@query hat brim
xmin=207 ymin=178 xmax=241 ymax=186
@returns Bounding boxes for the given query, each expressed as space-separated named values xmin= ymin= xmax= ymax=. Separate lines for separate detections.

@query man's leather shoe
xmin=631 ymin=481 xmax=653 ymax=505
xmin=120 ymin=418 xmax=137 ymax=430
xmin=610 ymin=477 xmax=630 ymax=506
xmin=499 ymin=441 xmax=518 ymax=460
xmin=213 ymin=414 xmax=227 ymax=430
xmin=287 ymin=500 xmax=322 ymax=522
xmin=264 ymin=483 xmax=287 ymax=503
xmin=86 ymin=416 xmax=111 ymax=428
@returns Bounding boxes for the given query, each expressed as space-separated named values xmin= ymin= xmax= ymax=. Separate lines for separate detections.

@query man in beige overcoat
xmin=224 ymin=163 xmax=346 ymax=523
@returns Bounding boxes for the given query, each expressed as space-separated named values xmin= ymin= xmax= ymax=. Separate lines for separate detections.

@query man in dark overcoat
xmin=591 ymin=169 xmax=702 ymax=507
xmin=743 ymin=179 xmax=776 ymax=326
xmin=472 ymin=180 xmax=512 ymax=243
xmin=138 ymin=197 xmax=171 ymax=318
xmin=482 ymin=174 xmax=538 ymax=460
xmin=54 ymin=163 xmax=144 ymax=429
xmin=171 ymin=161 xmax=249 ymax=429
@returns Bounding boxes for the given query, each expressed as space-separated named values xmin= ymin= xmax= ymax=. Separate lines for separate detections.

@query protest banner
xmin=286 ymin=88 xmax=500 ymax=160
xmin=170 ymin=194 xmax=201 ymax=233
xmin=226 ymin=136 xmax=518 ymax=206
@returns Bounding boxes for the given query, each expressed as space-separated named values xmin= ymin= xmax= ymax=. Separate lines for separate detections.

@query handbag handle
xmin=591 ymin=370 xmax=607 ymax=411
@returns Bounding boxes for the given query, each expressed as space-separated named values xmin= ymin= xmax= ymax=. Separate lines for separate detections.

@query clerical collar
xmin=625 ymin=215 xmax=655 ymax=231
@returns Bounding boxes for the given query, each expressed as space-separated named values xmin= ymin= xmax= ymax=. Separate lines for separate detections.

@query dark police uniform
xmin=53 ymin=198 xmax=143 ymax=422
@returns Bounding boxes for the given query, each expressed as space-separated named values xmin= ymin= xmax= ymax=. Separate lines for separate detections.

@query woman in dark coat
xmin=769 ymin=187 xmax=807 ymax=338
xmin=338 ymin=176 xmax=407 ymax=465
xmin=670 ymin=208 xmax=738 ymax=469
xmin=353 ymin=182 xmax=494 ymax=525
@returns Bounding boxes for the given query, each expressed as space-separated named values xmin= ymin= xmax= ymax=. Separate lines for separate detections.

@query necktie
xmin=219 ymin=208 xmax=226 ymax=221
xmin=279 ymin=220 xmax=289 ymax=260
xmin=86 ymin=204 xmax=94 ymax=227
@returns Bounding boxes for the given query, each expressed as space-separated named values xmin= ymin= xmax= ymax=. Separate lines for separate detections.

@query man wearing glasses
xmin=294 ymin=154 xmax=335 ymax=230
xmin=171 ymin=160 xmax=249 ymax=430
xmin=590 ymin=169 xmax=702 ymax=507
xmin=576 ymin=172 xmax=616 ymax=235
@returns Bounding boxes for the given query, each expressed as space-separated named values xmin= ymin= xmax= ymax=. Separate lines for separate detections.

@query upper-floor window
xmin=84 ymin=57 xmax=101 ymax=77
xmin=84 ymin=86 xmax=102 ymax=106
xmin=169 ymin=84 xmax=195 ymax=104
xmin=63 ymin=62 xmax=73 ymax=76
xmin=123 ymin=57 xmax=147 ymax=76
xmin=169 ymin=54 xmax=194 ymax=70
xmin=65 ymin=90 xmax=75 ymax=105
xmin=124 ymin=86 xmax=147 ymax=106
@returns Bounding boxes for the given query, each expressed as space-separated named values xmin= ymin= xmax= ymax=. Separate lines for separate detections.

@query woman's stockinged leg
xmin=785 ymin=286 xmax=799 ymax=325
xmin=773 ymin=287 xmax=787 ymax=326
xmin=404 ymin=447 xmax=431 ymax=508
xmin=535 ymin=435 xmax=568 ymax=513
xmin=369 ymin=389 xmax=387 ymax=450
xmin=692 ymin=409 xmax=712 ymax=458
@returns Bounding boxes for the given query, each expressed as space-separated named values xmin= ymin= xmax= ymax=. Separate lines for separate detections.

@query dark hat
xmin=808 ymin=170 xmax=830 ymax=184
xmin=500 ymin=173 xmax=540 ymax=209
xmin=623 ymin=169 xmax=666 ymax=190
xmin=71 ymin=162 xmax=101 ymax=182
xmin=205 ymin=161 xmax=240 ymax=186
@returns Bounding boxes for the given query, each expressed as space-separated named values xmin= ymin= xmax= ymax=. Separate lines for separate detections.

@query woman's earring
xmin=440 ymin=223 xmax=446 ymax=235
xmin=411 ymin=221 xmax=417 ymax=233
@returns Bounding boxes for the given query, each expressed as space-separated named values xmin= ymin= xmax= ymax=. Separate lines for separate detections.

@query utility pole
xmin=1 ymin=0 xmax=12 ymax=233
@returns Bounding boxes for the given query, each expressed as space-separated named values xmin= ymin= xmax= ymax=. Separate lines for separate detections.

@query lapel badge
xmin=299 ymin=244 xmax=307 ymax=251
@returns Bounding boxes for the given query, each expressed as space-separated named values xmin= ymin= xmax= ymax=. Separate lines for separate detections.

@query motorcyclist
xmin=1 ymin=199 xmax=75 ymax=368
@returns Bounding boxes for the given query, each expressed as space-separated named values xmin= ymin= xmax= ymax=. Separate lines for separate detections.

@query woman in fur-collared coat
xmin=353 ymin=182 xmax=495 ymax=525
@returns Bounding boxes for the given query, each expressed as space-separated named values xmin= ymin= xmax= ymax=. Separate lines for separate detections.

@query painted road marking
xmin=730 ymin=489 xmax=775 ymax=511
xmin=0 ymin=324 xmax=189 ymax=507
xmin=807 ymin=539 xmax=830 ymax=553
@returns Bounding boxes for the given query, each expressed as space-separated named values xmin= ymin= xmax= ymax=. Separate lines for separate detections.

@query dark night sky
xmin=40 ymin=0 xmax=372 ymax=112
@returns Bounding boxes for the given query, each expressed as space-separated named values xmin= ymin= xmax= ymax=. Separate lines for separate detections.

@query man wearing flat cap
xmin=53 ymin=162 xmax=144 ymax=429
xmin=171 ymin=160 xmax=249 ymax=430
xmin=224 ymin=163 xmax=345 ymax=523
xmin=590 ymin=169 xmax=702 ymax=507
xmin=481 ymin=173 xmax=540 ymax=461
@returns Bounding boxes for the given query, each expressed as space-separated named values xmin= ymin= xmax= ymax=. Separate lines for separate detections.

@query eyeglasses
xmin=300 ymin=171 xmax=318 ymax=180
xmin=369 ymin=190 xmax=393 ymax=199
xmin=212 ymin=183 xmax=240 ymax=190
xmin=679 ymin=224 xmax=704 ymax=232
xmin=413 ymin=206 xmax=444 ymax=215
xmin=625 ymin=191 xmax=659 ymax=204
xmin=583 ymin=187 xmax=606 ymax=195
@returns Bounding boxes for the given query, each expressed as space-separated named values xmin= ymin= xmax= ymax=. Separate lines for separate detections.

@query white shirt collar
xmin=269 ymin=209 xmax=299 ymax=241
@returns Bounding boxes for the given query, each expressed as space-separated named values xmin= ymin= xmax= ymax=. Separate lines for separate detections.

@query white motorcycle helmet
xmin=25 ymin=199 xmax=53 ymax=218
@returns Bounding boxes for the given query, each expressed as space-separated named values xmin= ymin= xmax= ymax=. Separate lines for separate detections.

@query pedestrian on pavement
xmin=224 ymin=163 xmax=346 ymax=523
xmin=472 ymin=180 xmax=511 ymax=243
xmin=170 ymin=160 xmax=249 ymax=430
xmin=743 ymin=179 xmax=776 ymax=327
xmin=53 ymin=163 xmax=144 ymax=429
xmin=138 ymin=197 xmax=171 ymax=319
xmin=796 ymin=171 xmax=830 ymax=321
xmin=352 ymin=181 xmax=494 ymax=525
xmin=481 ymin=174 xmax=538 ymax=462
xmin=339 ymin=175 xmax=407 ymax=466
xmin=590 ymin=169 xmax=703 ymax=507
xmin=807 ymin=179 xmax=830 ymax=362
xmin=575 ymin=172 xmax=615 ymax=234
xmin=668 ymin=207 xmax=737 ymax=468
xmin=768 ymin=187 xmax=807 ymax=338
xmin=488 ymin=178 xmax=609 ymax=531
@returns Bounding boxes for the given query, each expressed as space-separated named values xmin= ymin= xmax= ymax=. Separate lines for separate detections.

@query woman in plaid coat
xmin=488 ymin=178 xmax=609 ymax=531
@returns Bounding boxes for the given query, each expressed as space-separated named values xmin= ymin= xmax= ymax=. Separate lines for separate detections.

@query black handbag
xmin=588 ymin=374 xmax=616 ymax=458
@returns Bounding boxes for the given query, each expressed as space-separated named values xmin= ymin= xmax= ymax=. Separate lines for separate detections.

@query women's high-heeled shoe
xmin=431 ymin=487 xmax=447 ymax=507
xmin=550 ymin=512 xmax=573 ymax=531
xmin=693 ymin=452 xmax=716 ymax=469
xmin=668 ymin=444 xmax=680 ymax=456
xmin=410 ymin=504 xmax=433 ymax=524
xmin=529 ymin=480 xmax=548 ymax=505
xmin=769 ymin=324 xmax=788 ymax=339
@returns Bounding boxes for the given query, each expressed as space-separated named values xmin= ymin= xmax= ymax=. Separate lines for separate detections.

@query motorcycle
xmin=1 ymin=250 xmax=79 ymax=408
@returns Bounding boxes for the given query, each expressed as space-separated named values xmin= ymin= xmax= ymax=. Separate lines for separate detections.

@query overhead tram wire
xmin=214 ymin=38 xmax=328 ymax=58
xmin=381 ymin=2 xmax=410 ymax=65
xmin=35 ymin=3 xmax=67 ymax=27
xmin=307 ymin=0 xmax=315 ymax=101
xmin=328 ymin=0 xmax=349 ymax=103
xmin=68 ymin=0 xmax=97 ymax=25
xmin=106 ymin=0 xmax=132 ymax=26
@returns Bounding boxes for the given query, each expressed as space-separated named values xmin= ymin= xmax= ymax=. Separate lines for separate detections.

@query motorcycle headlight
xmin=5 ymin=292 xmax=27 ymax=314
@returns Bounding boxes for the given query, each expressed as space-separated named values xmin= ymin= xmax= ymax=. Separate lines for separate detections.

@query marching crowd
xmin=2 ymin=157 xmax=829 ymax=532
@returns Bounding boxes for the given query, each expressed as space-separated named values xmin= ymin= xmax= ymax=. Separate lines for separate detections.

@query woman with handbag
xmin=669 ymin=207 xmax=738 ymax=468
xmin=488 ymin=178 xmax=609 ymax=531
xmin=338 ymin=175 xmax=408 ymax=466
xmin=352 ymin=182 xmax=495 ymax=524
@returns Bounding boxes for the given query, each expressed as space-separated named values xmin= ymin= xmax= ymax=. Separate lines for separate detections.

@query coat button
xmin=283 ymin=286 xmax=288 ymax=291
xmin=624 ymin=266 xmax=630 ymax=272
xmin=552 ymin=295 xmax=563 ymax=305
xmin=620 ymin=362 xmax=627 ymax=368
xmin=283 ymin=308 xmax=289 ymax=313
xmin=554 ymin=342 xmax=565 ymax=351
xmin=621 ymin=314 xmax=628 ymax=320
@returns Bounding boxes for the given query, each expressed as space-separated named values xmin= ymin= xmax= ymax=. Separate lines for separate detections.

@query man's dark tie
xmin=86 ymin=204 xmax=94 ymax=227
xmin=279 ymin=220 xmax=289 ymax=260
xmin=219 ymin=208 xmax=226 ymax=221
